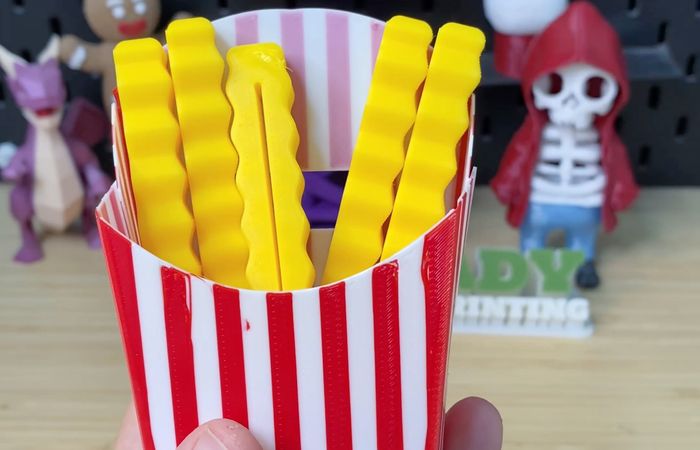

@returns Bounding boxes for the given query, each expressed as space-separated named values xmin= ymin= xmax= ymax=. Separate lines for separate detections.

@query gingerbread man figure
xmin=59 ymin=0 xmax=184 ymax=109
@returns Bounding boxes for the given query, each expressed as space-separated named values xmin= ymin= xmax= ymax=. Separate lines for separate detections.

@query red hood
xmin=521 ymin=1 xmax=630 ymax=132
xmin=491 ymin=1 xmax=638 ymax=232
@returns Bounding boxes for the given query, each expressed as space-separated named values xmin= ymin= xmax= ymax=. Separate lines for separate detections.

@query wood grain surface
xmin=1 ymin=185 xmax=699 ymax=449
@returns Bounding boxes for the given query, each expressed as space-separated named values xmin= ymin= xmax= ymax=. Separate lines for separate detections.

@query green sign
xmin=460 ymin=248 xmax=585 ymax=296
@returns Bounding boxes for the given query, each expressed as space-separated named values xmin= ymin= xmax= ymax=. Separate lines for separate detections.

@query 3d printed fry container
xmin=97 ymin=9 xmax=477 ymax=450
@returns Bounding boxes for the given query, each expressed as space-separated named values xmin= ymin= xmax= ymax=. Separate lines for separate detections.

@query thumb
xmin=176 ymin=420 xmax=262 ymax=450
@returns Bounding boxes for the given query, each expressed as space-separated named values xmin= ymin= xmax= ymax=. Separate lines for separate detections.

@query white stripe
xmin=292 ymin=289 xmax=328 ymax=450
xmin=113 ymin=192 xmax=128 ymax=229
xmin=345 ymin=274 xmax=378 ymax=450
xmin=256 ymin=10 xmax=283 ymax=46
xmin=104 ymin=193 xmax=117 ymax=228
xmin=397 ymin=242 xmax=428 ymax=450
xmin=111 ymin=104 xmax=119 ymax=170
xmin=348 ymin=16 xmax=373 ymax=153
xmin=303 ymin=9 xmax=331 ymax=170
xmin=213 ymin=15 xmax=236 ymax=51
xmin=239 ymin=290 xmax=275 ymax=450
xmin=132 ymin=245 xmax=176 ymax=450
xmin=190 ymin=278 xmax=223 ymax=424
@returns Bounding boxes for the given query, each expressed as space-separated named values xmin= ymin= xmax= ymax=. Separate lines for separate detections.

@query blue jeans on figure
xmin=520 ymin=202 xmax=602 ymax=288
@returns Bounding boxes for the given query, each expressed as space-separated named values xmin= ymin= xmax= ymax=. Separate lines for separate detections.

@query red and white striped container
xmin=98 ymin=9 xmax=478 ymax=450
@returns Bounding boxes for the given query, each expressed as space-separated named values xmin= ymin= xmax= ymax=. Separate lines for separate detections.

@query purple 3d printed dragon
xmin=0 ymin=36 xmax=111 ymax=263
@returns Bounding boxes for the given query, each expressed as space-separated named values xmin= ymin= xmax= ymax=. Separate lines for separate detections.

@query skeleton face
xmin=532 ymin=63 xmax=619 ymax=130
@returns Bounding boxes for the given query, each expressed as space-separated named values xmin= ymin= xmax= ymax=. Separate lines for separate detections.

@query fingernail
xmin=188 ymin=428 xmax=227 ymax=450
xmin=192 ymin=421 xmax=261 ymax=450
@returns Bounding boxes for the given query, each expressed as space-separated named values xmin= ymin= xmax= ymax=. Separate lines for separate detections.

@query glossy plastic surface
xmin=113 ymin=38 xmax=201 ymax=275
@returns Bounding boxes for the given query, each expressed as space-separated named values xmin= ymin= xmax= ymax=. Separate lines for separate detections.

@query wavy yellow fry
xmin=113 ymin=38 xmax=201 ymax=275
xmin=382 ymin=23 xmax=485 ymax=259
xmin=321 ymin=16 xmax=433 ymax=284
xmin=225 ymin=43 xmax=314 ymax=291
xmin=166 ymin=18 xmax=249 ymax=287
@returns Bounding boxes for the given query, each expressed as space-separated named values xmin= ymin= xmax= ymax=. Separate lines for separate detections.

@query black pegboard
xmin=1 ymin=0 xmax=698 ymax=185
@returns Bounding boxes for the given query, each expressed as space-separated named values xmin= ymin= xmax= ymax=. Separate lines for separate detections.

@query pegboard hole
xmin=627 ymin=0 xmax=640 ymax=16
xmin=49 ymin=17 xmax=63 ymax=36
xmin=686 ymin=54 xmax=696 ymax=79
xmin=354 ymin=0 xmax=366 ymax=10
xmin=286 ymin=0 xmax=297 ymax=8
xmin=615 ymin=116 xmax=624 ymax=132
xmin=675 ymin=116 xmax=688 ymax=138
xmin=638 ymin=146 xmax=651 ymax=169
xmin=422 ymin=0 xmax=435 ymax=12
xmin=12 ymin=0 xmax=25 ymax=13
xmin=480 ymin=116 xmax=492 ymax=141
xmin=647 ymin=85 xmax=661 ymax=110
xmin=20 ymin=49 xmax=32 ymax=62
xmin=0 ymin=84 xmax=6 ymax=108
xmin=656 ymin=22 xmax=668 ymax=43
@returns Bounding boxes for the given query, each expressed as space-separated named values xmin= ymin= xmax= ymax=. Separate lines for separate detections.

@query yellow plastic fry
xmin=114 ymin=38 xmax=201 ymax=275
xmin=225 ymin=43 xmax=314 ymax=291
xmin=381 ymin=23 xmax=485 ymax=259
xmin=321 ymin=16 xmax=433 ymax=284
xmin=166 ymin=18 xmax=249 ymax=287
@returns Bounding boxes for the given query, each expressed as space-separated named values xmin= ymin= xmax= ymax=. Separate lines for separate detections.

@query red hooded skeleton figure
xmin=490 ymin=1 xmax=639 ymax=288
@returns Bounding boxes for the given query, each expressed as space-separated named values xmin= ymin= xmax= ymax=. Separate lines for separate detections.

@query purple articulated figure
xmin=0 ymin=36 xmax=112 ymax=263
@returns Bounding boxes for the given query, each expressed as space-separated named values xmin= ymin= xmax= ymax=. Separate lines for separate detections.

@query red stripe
xmin=97 ymin=220 xmax=155 ymax=450
xmin=281 ymin=11 xmax=308 ymax=169
xmin=422 ymin=211 xmax=459 ymax=450
xmin=235 ymin=12 xmax=259 ymax=45
xmin=213 ymin=285 xmax=248 ymax=427
xmin=326 ymin=11 xmax=352 ymax=168
xmin=161 ymin=267 xmax=199 ymax=445
xmin=267 ymin=293 xmax=302 ymax=450
xmin=372 ymin=262 xmax=404 ymax=450
xmin=319 ymin=283 xmax=353 ymax=449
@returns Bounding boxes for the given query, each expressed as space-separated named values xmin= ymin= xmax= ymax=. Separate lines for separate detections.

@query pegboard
xmin=0 ymin=0 xmax=698 ymax=185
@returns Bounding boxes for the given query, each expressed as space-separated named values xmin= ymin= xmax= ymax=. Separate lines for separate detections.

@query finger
xmin=114 ymin=401 xmax=142 ymax=450
xmin=176 ymin=419 xmax=262 ymax=450
xmin=443 ymin=397 xmax=503 ymax=450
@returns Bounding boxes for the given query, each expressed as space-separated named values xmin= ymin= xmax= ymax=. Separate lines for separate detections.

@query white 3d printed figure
xmin=529 ymin=63 xmax=619 ymax=208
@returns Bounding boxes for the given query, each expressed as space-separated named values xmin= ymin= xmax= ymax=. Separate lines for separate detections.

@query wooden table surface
xmin=1 ymin=185 xmax=699 ymax=450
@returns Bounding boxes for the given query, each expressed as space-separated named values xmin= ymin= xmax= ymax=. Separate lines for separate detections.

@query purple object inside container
xmin=302 ymin=170 xmax=347 ymax=229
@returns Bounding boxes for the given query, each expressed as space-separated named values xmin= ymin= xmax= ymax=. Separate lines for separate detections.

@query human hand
xmin=115 ymin=397 xmax=501 ymax=450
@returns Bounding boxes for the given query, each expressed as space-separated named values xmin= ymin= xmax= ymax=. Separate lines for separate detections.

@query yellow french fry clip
xmin=166 ymin=18 xmax=249 ymax=287
xmin=322 ymin=16 xmax=433 ymax=284
xmin=382 ymin=23 xmax=485 ymax=260
xmin=114 ymin=38 xmax=201 ymax=275
xmin=225 ymin=43 xmax=314 ymax=291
